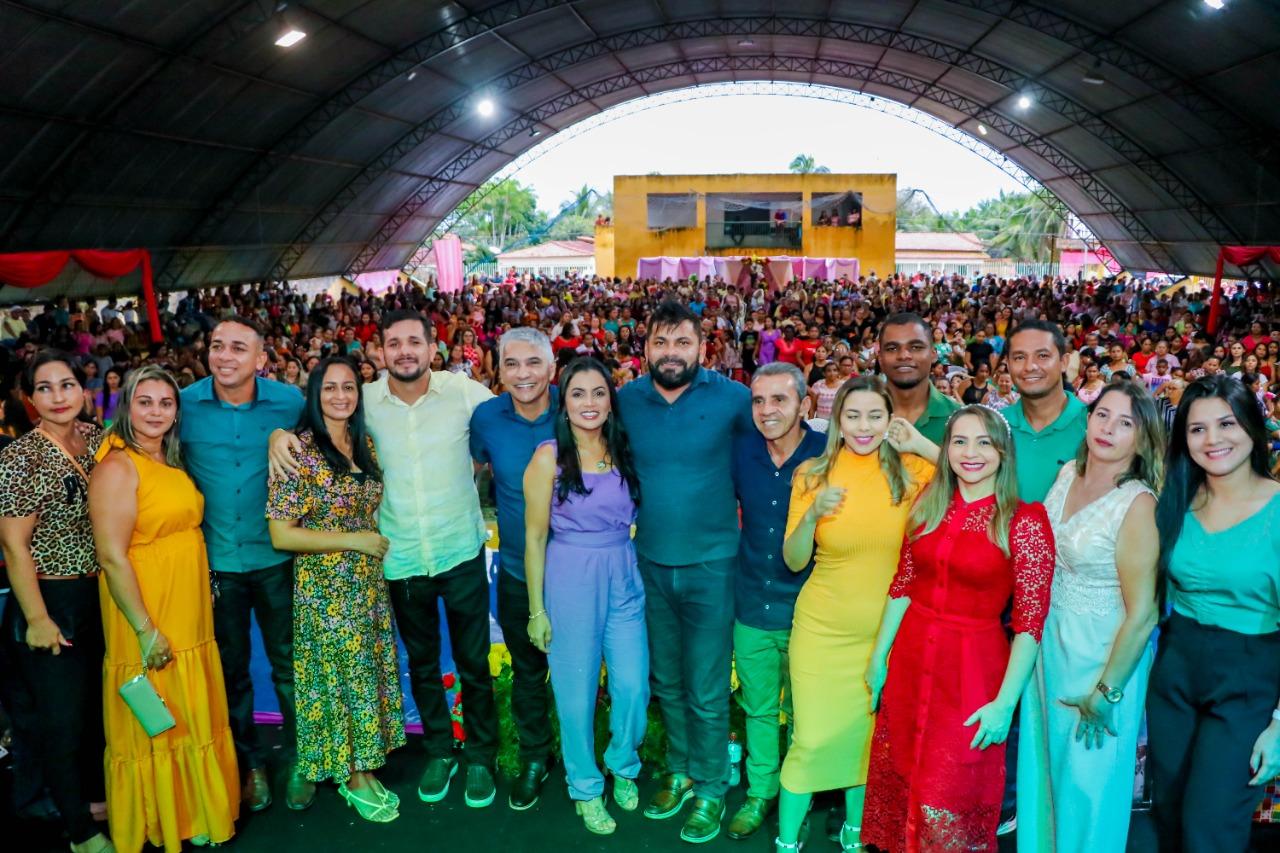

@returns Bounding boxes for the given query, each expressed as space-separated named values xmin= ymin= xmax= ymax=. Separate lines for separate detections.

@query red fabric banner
xmin=1209 ymin=246 xmax=1280 ymax=334
xmin=0 ymin=249 xmax=161 ymax=342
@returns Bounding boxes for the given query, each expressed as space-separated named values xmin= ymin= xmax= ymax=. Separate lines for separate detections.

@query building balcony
xmin=705 ymin=220 xmax=803 ymax=250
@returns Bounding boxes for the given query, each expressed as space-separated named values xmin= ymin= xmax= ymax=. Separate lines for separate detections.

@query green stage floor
xmin=7 ymin=726 xmax=1277 ymax=852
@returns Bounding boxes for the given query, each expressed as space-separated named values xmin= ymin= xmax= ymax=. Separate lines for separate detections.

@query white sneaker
xmin=996 ymin=815 xmax=1017 ymax=836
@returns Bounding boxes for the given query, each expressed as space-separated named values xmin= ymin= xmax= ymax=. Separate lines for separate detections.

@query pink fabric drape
xmin=1209 ymin=246 xmax=1280 ymax=334
xmin=433 ymin=235 xmax=464 ymax=293
xmin=0 ymin=249 xmax=161 ymax=342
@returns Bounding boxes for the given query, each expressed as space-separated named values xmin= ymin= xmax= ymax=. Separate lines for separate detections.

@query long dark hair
xmin=1155 ymin=374 xmax=1272 ymax=582
xmin=553 ymin=357 xmax=640 ymax=506
xmin=297 ymin=356 xmax=381 ymax=481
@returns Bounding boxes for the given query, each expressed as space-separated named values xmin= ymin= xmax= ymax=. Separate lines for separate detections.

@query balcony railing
xmin=705 ymin=220 xmax=802 ymax=250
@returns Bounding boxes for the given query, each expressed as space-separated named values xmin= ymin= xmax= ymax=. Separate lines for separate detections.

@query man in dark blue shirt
xmin=725 ymin=363 xmax=826 ymax=841
xmin=469 ymin=328 xmax=558 ymax=811
xmin=617 ymin=302 xmax=751 ymax=844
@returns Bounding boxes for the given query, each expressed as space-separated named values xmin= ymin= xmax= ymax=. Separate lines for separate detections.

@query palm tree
xmin=986 ymin=195 xmax=1067 ymax=261
xmin=788 ymin=153 xmax=831 ymax=174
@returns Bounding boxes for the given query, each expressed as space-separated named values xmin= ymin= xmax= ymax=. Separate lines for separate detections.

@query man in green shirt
xmin=878 ymin=312 xmax=960 ymax=445
xmin=1004 ymin=320 xmax=1089 ymax=503
xmin=996 ymin=318 xmax=1089 ymax=838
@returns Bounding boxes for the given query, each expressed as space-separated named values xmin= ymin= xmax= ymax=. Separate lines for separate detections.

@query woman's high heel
xmin=340 ymin=782 xmax=399 ymax=823
xmin=575 ymin=797 xmax=617 ymax=835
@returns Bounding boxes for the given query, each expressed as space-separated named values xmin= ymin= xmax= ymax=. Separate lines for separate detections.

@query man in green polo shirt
xmin=878 ymin=312 xmax=959 ymax=445
xmin=996 ymin=318 xmax=1089 ymax=839
xmin=1004 ymin=319 xmax=1089 ymax=503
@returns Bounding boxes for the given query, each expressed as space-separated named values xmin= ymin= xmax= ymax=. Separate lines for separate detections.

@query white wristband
xmin=1273 ymin=708 xmax=1280 ymax=723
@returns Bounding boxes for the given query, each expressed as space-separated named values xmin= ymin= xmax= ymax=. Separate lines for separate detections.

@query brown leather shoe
xmin=284 ymin=764 xmax=317 ymax=811
xmin=726 ymin=796 xmax=773 ymax=840
xmin=242 ymin=767 xmax=271 ymax=812
xmin=643 ymin=773 xmax=694 ymax=820
xmin=679 ymin=796 xmax=725 ymax=844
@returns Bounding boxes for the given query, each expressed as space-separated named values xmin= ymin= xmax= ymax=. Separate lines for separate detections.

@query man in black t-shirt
xmin=965 ymin=329 xmax=996 ymax=372
xmin=739 ymin=323 xmax=760 ymax=376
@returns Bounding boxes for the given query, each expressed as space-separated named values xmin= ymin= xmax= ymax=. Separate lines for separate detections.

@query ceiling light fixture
xmin=407 ymin=71 xmax=417 ymax=81
xmin=1083 ymin=60 xmax=1106 ymax=85
xmin=275 ymin=29 xmax=306 ymax=47
xmin=977 ymin=124 xmax=988 ymax=136
xmin=529 ymin=128 xmax=541 ymax=137
xmin=737 ymin=37 xmax=755 ymax=47
xmin=476 ymin=98 xmax=495 ymax=117
xmin=1017 ymin=94 xmax=1032 ymax=109
xmin=1203 ymin=0 xmax=1225 ymax=9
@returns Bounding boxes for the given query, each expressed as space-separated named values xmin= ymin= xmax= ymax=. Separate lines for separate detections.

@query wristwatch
xmin=1096 ymin=682 xmax=1123 ymax=704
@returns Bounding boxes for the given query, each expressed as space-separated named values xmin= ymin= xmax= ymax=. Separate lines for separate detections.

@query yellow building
xmin=595 ymin=173 xmax=896 ymax=280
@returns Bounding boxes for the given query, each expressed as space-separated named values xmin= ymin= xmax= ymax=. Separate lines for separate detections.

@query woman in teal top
xmin=1149 ymin=374 xmax=1280 ymax=853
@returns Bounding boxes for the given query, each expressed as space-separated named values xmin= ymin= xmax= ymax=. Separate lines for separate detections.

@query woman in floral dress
xmin=268 ymin=357 xmax=404 ymax=822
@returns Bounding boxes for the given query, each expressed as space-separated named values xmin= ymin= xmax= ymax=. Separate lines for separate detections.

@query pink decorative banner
xmin=434 ymin=234 xmax=464 ymax=293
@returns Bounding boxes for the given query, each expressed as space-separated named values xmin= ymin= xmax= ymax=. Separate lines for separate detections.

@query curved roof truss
xmin=1 ymin=0 xmax=1277 ymax=287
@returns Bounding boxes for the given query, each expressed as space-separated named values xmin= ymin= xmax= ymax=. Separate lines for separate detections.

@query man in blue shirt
xmin=469 ymin=327 xmax=558 ymax=810
xmin=617 ymin=302 xmax=752 ymax=844
xmin=726 ymin=363 xmax=826 ymax=841
xmin=180 ymin=317 xmax=309 ymax=812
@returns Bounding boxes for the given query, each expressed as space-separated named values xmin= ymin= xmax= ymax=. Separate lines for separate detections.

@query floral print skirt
xmin=293 ymin=549 xmax=405 ymax=782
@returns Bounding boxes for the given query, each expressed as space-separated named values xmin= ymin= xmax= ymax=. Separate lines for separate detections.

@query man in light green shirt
xmin=270 ymin=310 xmax=499 ymax=809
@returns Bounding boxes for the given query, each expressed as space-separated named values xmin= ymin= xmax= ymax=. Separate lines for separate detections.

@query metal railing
xmin=705 ymin=220 xmax=803 ymax=250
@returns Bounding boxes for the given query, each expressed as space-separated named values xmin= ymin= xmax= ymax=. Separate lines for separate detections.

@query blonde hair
xmin=799 ymin=376 xmax=911 ymax=505
xmin=1074 ymin=381 xmax=1165 ymax=491
xmin=910 ymin=405 xmax=1020 ymax=556
xmin=105 ymin=365 xmax=184 ymax=468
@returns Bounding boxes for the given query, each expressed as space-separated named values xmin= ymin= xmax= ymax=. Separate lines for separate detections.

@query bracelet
xmin=528 ymin=609 xmax=547 ymax=621
xmin=134 ymin=615 xmax=153 ymax=635
xmin=1272 ymin=708 xmax=1280 ymax=723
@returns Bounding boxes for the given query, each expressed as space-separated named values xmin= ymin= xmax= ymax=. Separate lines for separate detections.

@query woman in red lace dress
xmin=863 ymin=405 xmax=1054 ymax=852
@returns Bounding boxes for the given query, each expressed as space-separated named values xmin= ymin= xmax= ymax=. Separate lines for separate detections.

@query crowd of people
xmin=0 ymin=268 xmax=1277 ymax=853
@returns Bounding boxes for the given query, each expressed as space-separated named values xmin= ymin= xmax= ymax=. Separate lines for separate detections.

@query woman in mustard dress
xmin=777 ymin=377 xmax=936 ymax=852
xmin=90 ymin=365 xmax=239 ymax=852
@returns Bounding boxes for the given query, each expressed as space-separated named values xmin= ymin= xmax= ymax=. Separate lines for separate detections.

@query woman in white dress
xmin=1018 ymin=382 xmax=1164 ymax=852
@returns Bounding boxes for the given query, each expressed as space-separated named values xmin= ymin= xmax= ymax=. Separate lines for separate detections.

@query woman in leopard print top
xmin=0 ymin=350 xmax=111 ymax=853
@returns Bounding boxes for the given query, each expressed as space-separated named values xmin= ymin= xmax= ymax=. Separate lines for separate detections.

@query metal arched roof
xmin=2 ymin=0 xmax=1278 ymax=290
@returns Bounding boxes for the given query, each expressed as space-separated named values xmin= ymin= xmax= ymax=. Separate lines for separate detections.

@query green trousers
xmin=732 ymin=620 xmax=793 ymax=800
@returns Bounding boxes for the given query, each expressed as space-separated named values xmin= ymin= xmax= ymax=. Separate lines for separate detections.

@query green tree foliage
xmin=788 ymin=153 xmax=831 ymax=174
xmin=454 ymin=178 xmax=546 ymax=253
xmin=547 ymin=214 xmax=596 ymax=240
xmin=896 ymin=187 xmax=1067 ymax=262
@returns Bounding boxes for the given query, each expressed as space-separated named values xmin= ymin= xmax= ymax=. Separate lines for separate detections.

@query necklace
xmin=595 ymin=459 xmax=607 ymax=471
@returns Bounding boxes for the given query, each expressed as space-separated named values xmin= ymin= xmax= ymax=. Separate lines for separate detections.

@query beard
xmin=388 ymin=359 xmax=427 ymax=382
xmin=648 ymin=356 xmax=698 ymax=390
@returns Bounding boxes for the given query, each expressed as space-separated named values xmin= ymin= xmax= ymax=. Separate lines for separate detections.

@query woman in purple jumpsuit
xmin=523 ymin=357 xmax=647 ymax=836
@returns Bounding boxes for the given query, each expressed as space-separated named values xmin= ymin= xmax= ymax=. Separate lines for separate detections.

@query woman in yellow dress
xmin=89 ymin=365 xmax=239 ymax=852
xmin=776 ymin=376 xmax=936 ymax=853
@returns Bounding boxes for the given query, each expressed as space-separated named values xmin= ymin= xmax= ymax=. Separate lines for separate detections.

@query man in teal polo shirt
xmin=617 ymin=301 xmax=752 ymax=844
xmin=998 ymin=319 xmax=1089 ymax=839
xmin=878 ymin=312 xmax=959 ymax=445
xmin=180 ymin=317 xmax=309 ymax=812
xmin=1004 ymin=320 xmax=1089 ymax=503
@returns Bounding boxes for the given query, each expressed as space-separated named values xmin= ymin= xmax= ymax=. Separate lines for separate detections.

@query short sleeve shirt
xmin=618 ymin=369 xmax=752 ymax=565
xmin=0 ymin=427 xmax=104 ymax=576
xmin=1004 ymin=393 xmax=1089 ymax=503
xmin=180 ymin=377 xmax=305 ymax=573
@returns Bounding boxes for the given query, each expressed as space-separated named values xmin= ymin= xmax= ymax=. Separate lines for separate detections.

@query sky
xmin=508 ymin=89 xmax=1025 ymax=218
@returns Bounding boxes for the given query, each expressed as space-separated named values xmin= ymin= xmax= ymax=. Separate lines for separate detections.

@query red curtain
xmin=1208 ymin=246 xmax=1280 ymax=334
xmin=0 ymin=249 xmax=161 ymax=342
